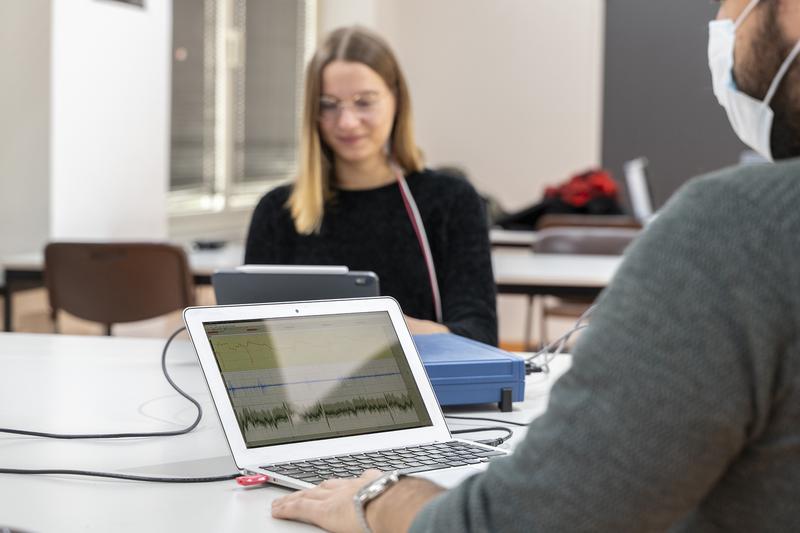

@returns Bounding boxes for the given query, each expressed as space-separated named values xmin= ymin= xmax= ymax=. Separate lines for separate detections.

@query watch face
xmin=360 ymin=471 xmax=399 ymax=503
xmin=355 ymin=472 xmax=402 ymax=533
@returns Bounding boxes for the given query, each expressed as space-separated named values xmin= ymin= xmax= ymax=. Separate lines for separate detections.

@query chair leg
xmin=105 ymin=323 xmax=112 ymax=336
xmin=51 ymin=308 xmax=60 ymax=334
xmin=540 ymin=298 xmax=548 ymax=349
xmin=523 ymin=295 xmax=534 ymax=352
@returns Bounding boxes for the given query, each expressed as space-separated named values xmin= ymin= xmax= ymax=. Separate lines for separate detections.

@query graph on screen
xmin=206 ymin=318 xmax=430 ymax=447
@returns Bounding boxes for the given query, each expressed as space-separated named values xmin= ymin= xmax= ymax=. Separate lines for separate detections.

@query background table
xmin=0 ymin=333 xmax=570 ymax=533
xmin=1 ymin=245 xmax=620 ymax=332
xmin=492 ymin=250 xmax=620 ymax=298
xmin=489 ymin=228 xmax=538 ymax=248
xmin=0 ymin=244 xmax=245 ymax=332
xmin=491 ymin=250 xmax=620 ymax=348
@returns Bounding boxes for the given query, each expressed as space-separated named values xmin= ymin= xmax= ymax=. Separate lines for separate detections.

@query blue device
xmin=413 ymin=334 xmax=525 ymax=412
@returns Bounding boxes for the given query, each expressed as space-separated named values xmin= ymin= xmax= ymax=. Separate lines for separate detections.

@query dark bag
xmin=496 ymin=169 xmax=623 ymax=230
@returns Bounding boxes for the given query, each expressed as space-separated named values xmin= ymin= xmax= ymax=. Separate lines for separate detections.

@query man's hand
xmin=272 ymin=470 xmax=444 ymax=533
xmin=271 ymin=472 xmax=381 ymax=533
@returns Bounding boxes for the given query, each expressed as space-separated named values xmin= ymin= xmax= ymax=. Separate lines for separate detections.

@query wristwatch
xmin=353 ymin=470 xmax=404 ymax=533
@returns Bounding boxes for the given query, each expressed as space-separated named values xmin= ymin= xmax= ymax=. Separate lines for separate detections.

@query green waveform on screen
xmin=237 ymin=393 xmax=415 ymax=433
xmin=303 ymin=393 xmax=415 ymax=423
xmin=238 ymin=403 xmax=294 ymax=432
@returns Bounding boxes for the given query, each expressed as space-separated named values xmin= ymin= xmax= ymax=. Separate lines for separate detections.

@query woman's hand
xmin=404 ymin=315 xmax=449 ymax=335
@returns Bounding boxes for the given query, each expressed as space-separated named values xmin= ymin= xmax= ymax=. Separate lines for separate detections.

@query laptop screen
xmin=202 ymin=311 xmax=433 ymax=448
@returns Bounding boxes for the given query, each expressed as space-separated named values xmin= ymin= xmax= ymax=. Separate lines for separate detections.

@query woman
xmin=245 ymin=26 xmax=497 ymax=345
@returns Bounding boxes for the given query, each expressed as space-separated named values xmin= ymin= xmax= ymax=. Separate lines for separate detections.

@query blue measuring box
xmin=413 ymin=333 xmax=525 ymax=412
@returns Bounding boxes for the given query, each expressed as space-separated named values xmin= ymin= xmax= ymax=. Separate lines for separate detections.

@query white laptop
xmin=183 ymin=297 xmax=508 ymax=490
xmin=623 ymin=156 xmax=655 ymax=223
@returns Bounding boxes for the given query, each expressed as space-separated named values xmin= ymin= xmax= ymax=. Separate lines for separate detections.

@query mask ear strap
xmin=764 ymin=40 xmax=800 ymax=106
xmin=394 ymin=166 xmax=443 ymax=324
xmin=734 ymin=0 xmax=761 ymax=30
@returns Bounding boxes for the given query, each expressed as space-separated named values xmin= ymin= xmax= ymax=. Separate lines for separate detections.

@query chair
xmin=534 ymin=226 xmax=641 ymax=255
xmin=44 ymin=242 xmax=195 ymax=335
xmin=531 ymin=226 xmax=640 ymax=347
xmin=0 ymin=283 xmax=5 ymax=332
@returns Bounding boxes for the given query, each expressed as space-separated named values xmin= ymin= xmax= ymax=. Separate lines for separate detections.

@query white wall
xmin=0 ymin=1 xmax=51 ymax=257
xmin=322 ymin=0 xmax=605 ymax=212
xmin=318 ymin=0 xmax=380 ymax=35
xmin=50 ymin=0 xmax=171 ymax=240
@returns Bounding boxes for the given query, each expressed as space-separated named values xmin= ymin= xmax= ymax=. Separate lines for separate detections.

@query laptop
xmin=623 ymin=157 xmax=655 ymax=223
xmin=212 ymin=265 xmax=380 ymax=305
xmin=183 ymin=297 xmax=508 ymax=490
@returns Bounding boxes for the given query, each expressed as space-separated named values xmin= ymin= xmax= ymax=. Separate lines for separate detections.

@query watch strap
xmin=353 ymin=470 xmax=403 ymax=533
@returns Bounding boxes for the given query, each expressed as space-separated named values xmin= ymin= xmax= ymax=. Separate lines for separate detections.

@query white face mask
xmin=708 ymin=0 xmax=800 ymax=161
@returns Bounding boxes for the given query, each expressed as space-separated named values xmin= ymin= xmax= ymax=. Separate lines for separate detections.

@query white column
xmin=0 ymin=0 xmax=51 ymax=256
xmin=50 ymin=0 xmax=172 ymax=241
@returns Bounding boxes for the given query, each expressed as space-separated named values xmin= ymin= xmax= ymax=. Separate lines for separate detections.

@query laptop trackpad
xmin=414 ymin=464 xmax=485 ymax=488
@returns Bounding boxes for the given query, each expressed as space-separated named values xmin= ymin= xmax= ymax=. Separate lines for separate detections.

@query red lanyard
xmin=394 ymin=167 xmax=443 ymax=323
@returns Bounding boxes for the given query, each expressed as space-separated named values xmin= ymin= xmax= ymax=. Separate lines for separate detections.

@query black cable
xmin=0 ymin=468 xmax=238 ymax=483
xmin=0 ymin=327 xmax=200 ymax=439
xmin=477 ymin=437 xmax=509 ymax=448
xmin=0 ymin=328 xmax=243 ymax=483
xmin=451 ymin=425 xmax=513 ymax=444
xmin=445 ymin=415 xmax=530 ymax=427
xmin=525 ymin=360 xmax=545 ymax=374
xmin=0 ymin=331 xmax=527 ymax=483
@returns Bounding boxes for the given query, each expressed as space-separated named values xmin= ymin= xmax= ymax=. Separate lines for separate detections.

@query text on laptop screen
xmin=202 ymin=311 xmax=433 ymax=448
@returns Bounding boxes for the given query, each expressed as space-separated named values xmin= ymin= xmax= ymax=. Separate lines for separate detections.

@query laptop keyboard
xmin=261 ymin=441 xmax=506 ymax=485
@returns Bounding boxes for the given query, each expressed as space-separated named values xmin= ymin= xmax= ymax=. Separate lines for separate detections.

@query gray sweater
xmin=411 ymin=159 xmax=800 ymax=532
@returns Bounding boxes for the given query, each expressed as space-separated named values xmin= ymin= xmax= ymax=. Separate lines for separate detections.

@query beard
xmin=735 ymin=3 xmax=800 ymax=160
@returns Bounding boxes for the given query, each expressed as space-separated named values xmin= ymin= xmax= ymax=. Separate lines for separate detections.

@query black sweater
xmin=244 ymin=169 xmax=498 ymax=345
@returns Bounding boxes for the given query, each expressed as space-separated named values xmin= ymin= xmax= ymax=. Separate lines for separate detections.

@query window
xmin=170 ymin=0 xmax=316 ymax=214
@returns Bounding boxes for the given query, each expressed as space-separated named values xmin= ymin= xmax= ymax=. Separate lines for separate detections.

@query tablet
xmin=212 ymin=266 xmax=380 ymax=305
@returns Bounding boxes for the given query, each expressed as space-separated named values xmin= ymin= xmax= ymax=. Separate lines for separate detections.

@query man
xmin=271 ymin=1 xmax=800 ymax=530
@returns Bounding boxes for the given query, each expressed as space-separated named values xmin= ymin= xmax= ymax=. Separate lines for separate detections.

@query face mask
xmin=708 ymin=0 xmax=800 ymax=161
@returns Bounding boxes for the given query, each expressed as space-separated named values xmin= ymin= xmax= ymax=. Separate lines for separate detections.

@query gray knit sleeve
xmin=410 ymin=172 xmax=793 ymax=532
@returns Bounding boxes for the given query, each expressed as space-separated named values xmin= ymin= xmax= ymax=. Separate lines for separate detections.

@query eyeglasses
xmin=318 ymin=92 xmax=383 ymax=122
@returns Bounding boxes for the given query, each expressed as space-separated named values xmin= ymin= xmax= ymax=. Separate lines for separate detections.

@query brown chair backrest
xmin=532 ymin=227 xmax=640 ymax=256
xmin=535 ymin=214 xmax=642 ymax=230
xmin=44 ymin=242 xmax=195 ymax=327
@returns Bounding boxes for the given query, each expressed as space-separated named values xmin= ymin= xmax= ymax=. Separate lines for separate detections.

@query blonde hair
xmin=288 ymin=26 xmax=424 ymax=234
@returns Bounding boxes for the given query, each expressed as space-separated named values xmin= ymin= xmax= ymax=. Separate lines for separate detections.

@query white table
xmin=491 ymin=250 xmax=621 ymax=348
xmin=492 ymin=250 xmax=620 ymax=293
xmin=1 ymin=246 xmax=621 ymax=331
xmin=0 ymin=244 xmax=246 ymax=332
xmin=0 ymin=243 xmax=245 ymax=282
xmin=0 ymin=333 xmax=570 ymax=533
xmin=489 ymin=228 xmax=538 ymax=248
